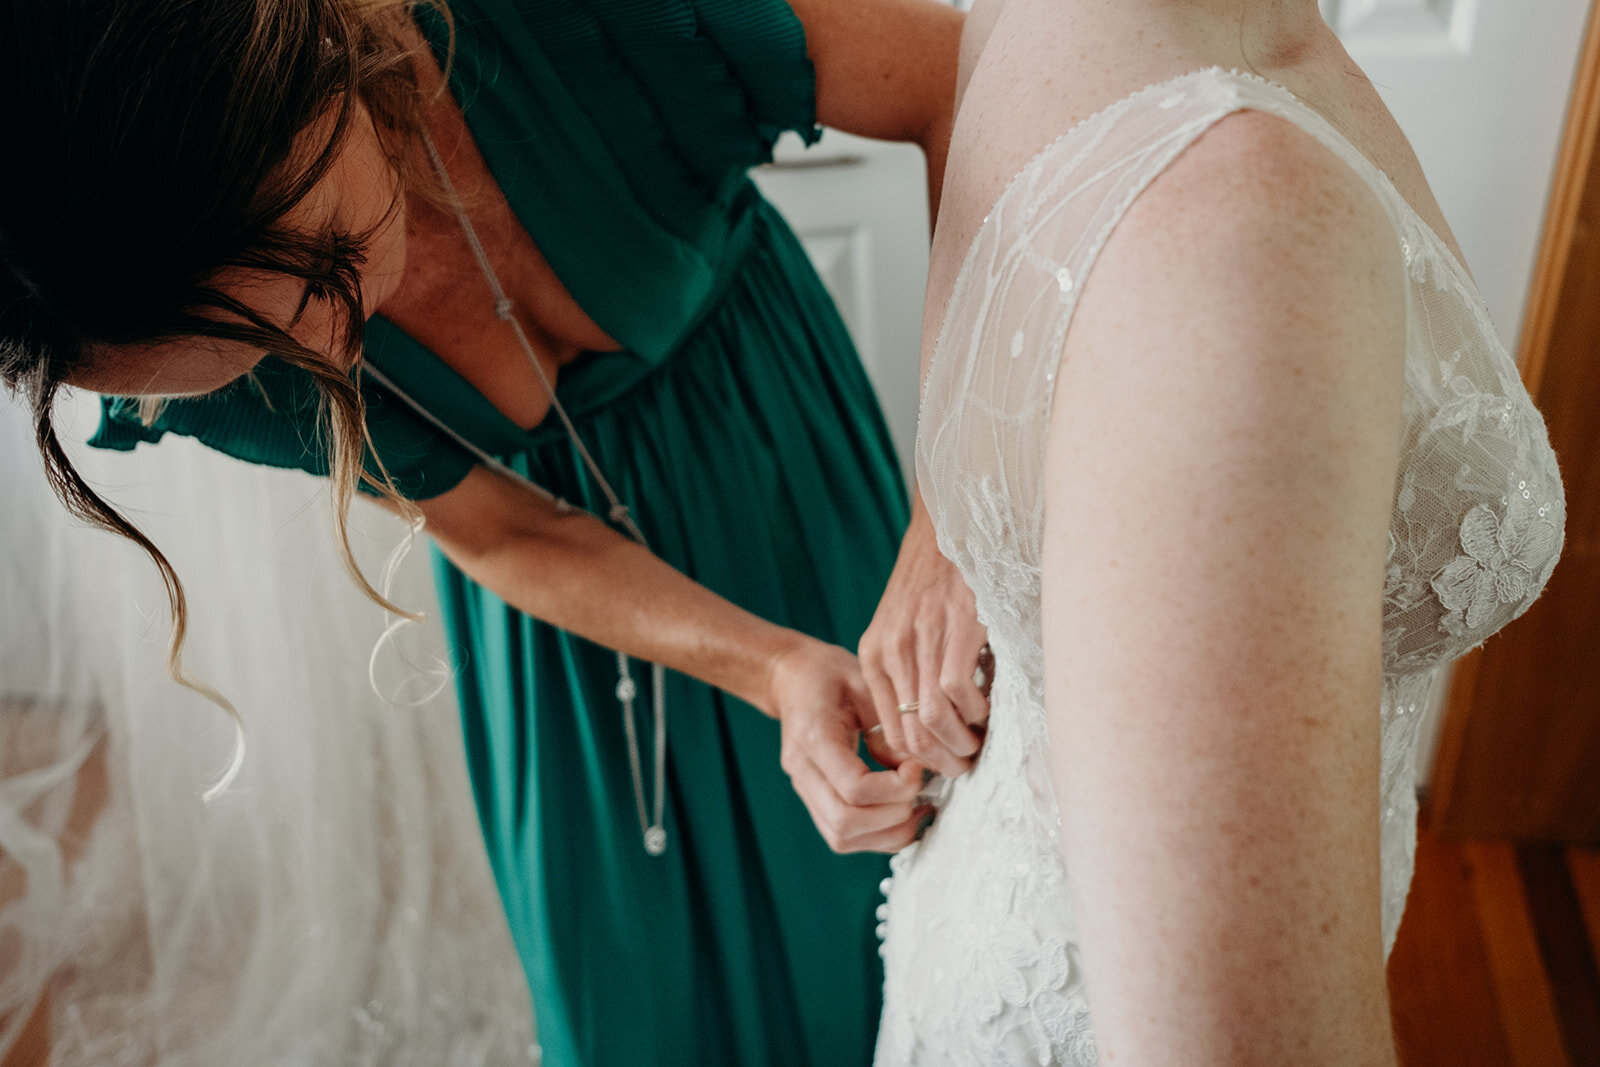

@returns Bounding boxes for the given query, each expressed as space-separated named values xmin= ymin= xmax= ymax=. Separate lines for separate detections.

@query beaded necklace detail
xmin=363 ymin=131 xmax=669 ymax=857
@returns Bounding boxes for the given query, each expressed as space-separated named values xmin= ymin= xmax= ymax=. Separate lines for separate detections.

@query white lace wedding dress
xmin=875 ymin=68 xmax=1566 ymax=1065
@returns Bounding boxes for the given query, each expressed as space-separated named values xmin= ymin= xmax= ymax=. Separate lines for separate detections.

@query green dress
xmin=91 ymin=1 xmax=908 ymax=1063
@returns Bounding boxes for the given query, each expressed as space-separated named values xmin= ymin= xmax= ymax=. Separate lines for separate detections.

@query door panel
xmin=754 ymin=133 xmax=931 ymax=486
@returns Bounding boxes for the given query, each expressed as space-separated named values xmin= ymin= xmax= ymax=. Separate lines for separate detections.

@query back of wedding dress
xmin=877 ymin=69 xmax=1564 ymax=1066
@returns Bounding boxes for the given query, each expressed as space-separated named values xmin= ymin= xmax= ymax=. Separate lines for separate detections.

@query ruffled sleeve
xmin=89 ymin=354 xmax=477 ymax=501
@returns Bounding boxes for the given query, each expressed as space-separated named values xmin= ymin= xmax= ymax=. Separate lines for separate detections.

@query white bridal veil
xmin=0 ymin=392 xmax=535 ymax=1065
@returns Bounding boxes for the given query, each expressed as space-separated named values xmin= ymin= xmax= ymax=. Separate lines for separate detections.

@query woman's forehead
xmin=79 ymin=330 xmax=268 ymax=397
xmin=70 ymin=102 xmax=400 ymax=399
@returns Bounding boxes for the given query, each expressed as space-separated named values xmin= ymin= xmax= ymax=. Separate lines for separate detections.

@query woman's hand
xmin=419 ymin=467 xmax=933 ymax=852
xmin=768 ymin=636 xmax=929 ymax=853
xmin=859 ymin=496 xmax=990 ymax=779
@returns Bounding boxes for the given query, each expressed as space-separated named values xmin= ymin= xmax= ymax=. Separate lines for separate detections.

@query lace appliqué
xmin=1433 ymin=485 xmax=1562 ymax=636
xmin=875 ymin=652 xmax=1096 ymax=1065
xmin=947 ymin=474 xmax=1042 ymax=671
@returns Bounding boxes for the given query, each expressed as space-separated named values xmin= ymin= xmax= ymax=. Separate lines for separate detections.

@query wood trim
xmin=1428 ymin=649 xmax=1482 ymax=834
xmin=1389 ymin=811 xmax=1600 ymax=1065
xmin=1517 ymin=844 xmax=1600 ymax=1060
xmin=1567 ymin=849 xmax=1600 ymax=982
xmin=1388 ymin=826 xmax=1517 ymax=1066
xmin=1465 ymin=841 xmax=1573 ymax=1066
xmin=1516 ymin=0 xmax=1600 ymax=394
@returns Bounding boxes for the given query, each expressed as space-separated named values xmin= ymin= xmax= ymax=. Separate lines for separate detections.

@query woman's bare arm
xmin=412 ymin=466 xmax=925 ymax=853
xmin=787 ymin=0 xmax=961 ymax=221
xmin=1041 ymin=113 xmax=1405 ymax=1064
xmin=789 ymin=0 xmax=995 ymax=778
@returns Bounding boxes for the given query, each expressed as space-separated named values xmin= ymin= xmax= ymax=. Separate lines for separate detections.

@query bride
xmin=876 ymin=0 xmax=1565 ymax=1063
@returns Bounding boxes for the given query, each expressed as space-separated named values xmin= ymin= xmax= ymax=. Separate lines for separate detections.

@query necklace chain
xmin=407 ymin=130 xmax=668 ymax=857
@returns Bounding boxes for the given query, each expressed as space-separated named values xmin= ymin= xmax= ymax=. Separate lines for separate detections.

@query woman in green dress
xmin=1 ymin=0 xmax=984 ymax=1063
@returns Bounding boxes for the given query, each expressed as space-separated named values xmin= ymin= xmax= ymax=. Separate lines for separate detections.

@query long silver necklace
xmin=370 ymin=131 xmax=669 ymax=857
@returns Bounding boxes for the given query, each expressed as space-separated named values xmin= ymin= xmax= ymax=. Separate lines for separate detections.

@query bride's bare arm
xmin=1040 ymin=113 xmax=1405 ymax=1063
xmin=955 ymin=0 xmax=1004 ymax=105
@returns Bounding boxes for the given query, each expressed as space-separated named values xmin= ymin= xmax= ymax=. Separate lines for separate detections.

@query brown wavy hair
xmin=0 ymin=0 xmax=445 ymax=706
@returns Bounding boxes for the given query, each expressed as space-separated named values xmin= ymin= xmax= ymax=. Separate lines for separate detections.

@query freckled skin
xmin=919 ymin=0 xmax=1466 ymax=1062
xmin=373 ymin=57 xmax=624 ymax=432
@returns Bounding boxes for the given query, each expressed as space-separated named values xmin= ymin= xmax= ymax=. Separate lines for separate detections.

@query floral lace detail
xmin=883 ymin=68 xmax=1566 ymax=1064
xmin=1429 ymin=376 xmax=1519 ymax=443
xmin=940 ymin=474 xmax=1043 ymax=674
xmin=876 ymin=663 xmax=1097 ymax=1066
xmin=1433 ymin=485 xmax=1562 ymax=636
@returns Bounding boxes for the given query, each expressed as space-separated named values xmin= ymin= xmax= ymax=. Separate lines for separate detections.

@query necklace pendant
xmin=643 ymin=826 xmax=667 ymax=856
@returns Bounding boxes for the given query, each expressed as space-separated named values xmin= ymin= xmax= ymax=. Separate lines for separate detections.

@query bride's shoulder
xmin=1056 ymin=104 xmax=1408 ymax=438
xmin=1168 ymin=105 xmax=1386 ymax=216
xmin=1109 ymin=106 xmax=1402 ymax=308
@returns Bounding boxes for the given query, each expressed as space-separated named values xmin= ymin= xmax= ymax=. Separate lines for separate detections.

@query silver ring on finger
xmin=896 ymin=701 xmax=920 ymax=715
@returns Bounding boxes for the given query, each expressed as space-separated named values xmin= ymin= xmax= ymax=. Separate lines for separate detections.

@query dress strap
xmin=1205 ymin=70 xmax=1418 ymax=233
xmin=914 ymin=68 xmax=1414 ymax=574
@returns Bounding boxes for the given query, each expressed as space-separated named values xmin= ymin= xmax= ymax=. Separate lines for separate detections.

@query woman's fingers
xmin=941 ymin=624 xmax=992 ymax=728
xmin=843 ymin=807 xmax=934 ymax=854
xmin=861 ymin=645 xmax=912 ymax=763
xmin=863 ymin=721 xmax=904 ymax=768
xmin=776 ymin=667 xmax=918 ymax=826
xmin=807 ymin=716 xmax=922 ymax=807
xmin=858 ymin=508 xmax=993 ymax=773
xmin=910 ymin=628 xmax=980 ymax=766
xmin=787 ymin=756 xmax=922 ymax=853
xmin=862 ymin=617 xmax=975 ymax=777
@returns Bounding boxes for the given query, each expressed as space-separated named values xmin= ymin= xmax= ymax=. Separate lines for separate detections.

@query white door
xmin=753 ymin=133 xmax=931 ymax=485
xmin=756 ymin=0 xmax=1593 ymax=479
xmin=1325 ymin=0 xmax=1594 ymax=350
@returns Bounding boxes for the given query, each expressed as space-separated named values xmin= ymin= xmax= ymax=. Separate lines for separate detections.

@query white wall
xmin=1327 ymin=0 xmax=1593 ymax=351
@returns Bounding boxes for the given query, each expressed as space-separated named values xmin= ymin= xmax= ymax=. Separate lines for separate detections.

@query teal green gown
xmin=90 ymin=1 xmax=908 ymax=1063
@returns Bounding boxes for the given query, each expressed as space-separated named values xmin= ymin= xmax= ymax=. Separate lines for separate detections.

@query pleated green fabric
xmin=91 ymin=2 xmax=906 ymax=1062
xmin=447 ymin=203 xmax=906 ymax=1066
